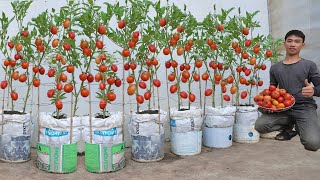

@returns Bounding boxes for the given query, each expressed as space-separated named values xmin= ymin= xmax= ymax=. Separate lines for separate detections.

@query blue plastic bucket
xmin=203 ymin=126 xmax=233 ymax=148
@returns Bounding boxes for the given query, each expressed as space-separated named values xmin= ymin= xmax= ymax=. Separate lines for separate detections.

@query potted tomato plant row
xmin=228 ymin=9 xmax=282 ymax=144
xmin=0 ymin=1 xmax=35 ymax=163
xmin=198 ymin=6 xmax=238 ymax=148
xmin=159 ymin=4 xmax=204 ymax=156
xmin=0 ymin=0 xmax=284 ymax=168
xmin=105 ymin=0 xmax=168 ymax=162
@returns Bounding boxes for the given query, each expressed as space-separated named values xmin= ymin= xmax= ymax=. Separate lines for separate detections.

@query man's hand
xmin=302 ymin=79 xmax=314 ymax=97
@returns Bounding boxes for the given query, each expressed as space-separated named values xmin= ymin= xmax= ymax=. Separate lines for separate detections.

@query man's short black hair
xmin=285 ymin=30 xmax=305 ymax=43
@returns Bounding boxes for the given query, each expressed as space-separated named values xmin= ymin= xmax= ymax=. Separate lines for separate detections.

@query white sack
xmin=235 ymin=106 xmax=259 ymax=125
xmin=170 ymin=106 xmax=203 ymax=133
xmin=204 ymin=106 xmax=236 ymax=128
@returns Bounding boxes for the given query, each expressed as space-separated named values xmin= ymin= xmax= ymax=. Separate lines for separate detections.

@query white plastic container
xmin=233 ymin=106 xmax=260 ymax=144
xmin=170 ymin=107 xmax=203 ymax=155
xmin=203 ymin=126 xmax=233 ymax=148
xmin=203 ymin=106 xmax=236 ymax=148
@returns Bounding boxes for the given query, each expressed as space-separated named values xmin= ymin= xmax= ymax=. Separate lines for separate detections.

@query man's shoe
xmin=275 ymin=130 xmax=298 ymax=141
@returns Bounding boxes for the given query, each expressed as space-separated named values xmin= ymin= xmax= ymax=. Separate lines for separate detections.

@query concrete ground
xmin=0 ymin=136 xmax=319 ymax=180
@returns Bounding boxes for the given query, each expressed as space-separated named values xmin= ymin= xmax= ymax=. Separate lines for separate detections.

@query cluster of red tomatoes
xmin=255 ymin=85 xmax=295 ymax=111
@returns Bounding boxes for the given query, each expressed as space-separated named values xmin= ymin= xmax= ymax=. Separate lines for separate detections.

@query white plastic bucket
xmin=233 ymin=123 xmax=260 ymax=143
xmin=171 ymin=130 xmax=202 ymax=155
xmin=203 ymin=126 xmax=233 ymax=148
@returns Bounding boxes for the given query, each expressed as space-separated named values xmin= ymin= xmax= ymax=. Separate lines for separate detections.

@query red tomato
xmin=56 ymin=83 xmax=63 ymax=91
xmin=195 ymin=60 xmax=202 ymax=68
xmin=83 ymin=48 xmax=92 ymax=56
xmin=153 ymin=79 xmax=161 ymax=87
xmin=63 ymin=43 xmax=71 ymax=51
xmin=163 ymin=47 xmax=171 ymax=55
xmin=217 ymin=24 xmax=224 ymax=31
xmin=223 ymin=95 xmax=230 ymax=101
xmin=124 ymin=63 xmax=130 ymax=70
xmin=245 ymin=39 xmax=252 ymax=47
xmin=47 ymin=89 xmax=55 ymax=98
xmin=165 ymin=61 xmax=171 ymax=68
xmin=96 ymin=40 xmax=104 ymax=49
xmin=39 ymin=67 xmax=45 ymax=75
xmin=21 ymin=62 xmax=29 ymax=69
xmin=141 ymin=72 xmax=149 ymax=81
xmin=242 ymin=28 xmax=249 ymax=35
xmin=244 ymin=69 xmax=251 ymax=76
xmin=130 ymin=63 xmax=137 ymax=70
xmin=107 ymin=77 xmax=115 ymax=85
xmin=189 ymin=94 xmax=196 ymax=102
xmin=99 ymin=64 xmax=108 ymax=72
xmin=226 ymin=76 xmax=234 ymax=84
xmin=19 ymin=74 xmax=27 ymax=82
xmin=64 ymin=83 xmax=73 ymax=93
xmin=136 ymin=95 xmax=144 ymax=104
xmin=8 ymin=42 xmax=14 ymax=49
xmin=260 ymin=64 xmax=267 ymax=70
xmin=168 ymin=73 xmax=176 ymax=82
xmin=242 ymin=52 xmax=249 ymax=59
xmin=241 ymin=91 xmax=247 ymax=99
xmin=115 ymin=79 xmax=122 ymax=87
xmin=118 ymin=20 xmax=126 ymax=29
xmin=32 ymin=66 xmax=39 ymax=73
xmin=55 ymin=100 xmax=63 ymax=110
xmin=170 ymin=85 xmax=178 ymax=94
xmin=202 ymin=73 xmax=209 ymax=81
xmin=144 ymin=91 xmax=151 ymax=100
xmin=230 ymin=86 xmax=237 ymax=94
xmin=67 ymin=64 xmax=74 ymax=73
xmin=127 ymin=84 xmax=136 ymax=95
xmin=33 ymin=79 xmax=40 ymax=87
xmin=180 ymin=91 xmax=188 ymax=99
xmin=193 ymin=74 xmax=200 ymax=82
xmin=60 ymin=73 xmax=67 ymax=82
xmin=107 ymin=92 xmax=116 ymax=101
xmin=277 ymin=96 xmax=285 ymax=103
xmin=205 ymin=89 xmax=212 ymax=96
xmin=122 ymin=49 xmax=130 ymax=57
xmin=279 ymin=89 xmax=287 ymax=95
xmin=11 ymin=92 xmax=18 ymax=101
xmin=99 ymin=99 xmax=107 ymax=109
xmin=1 ymin=81 xmax=8 ymax=89
xmin=98 ymin=24 xmax=107 ymax=35
xmin=139 ymin=82 xmax=147 ymax=89
xmin=177 ymin=26 xmax=184 ymax=33
xmin=159 ymin=18 xmax=167 ymax=27
xmin=266 ymin=50 xmax=272 ymax=57
xmin=50 ymin=26 xmax=58 ymax=34
xmin=99 ymin=82 xmax=106 ymax=90
xmin=269 ymin=85 xmax=277 ymax=91
xmin=111 ymin=64 xmax=118 ymax=72
xmin=148 ymin=44 xmax=156 ymax=53
xmin=68 ymin=31 xmax=76 ymax=39
xmin=284 ymin=93 xmax=292 ymax=100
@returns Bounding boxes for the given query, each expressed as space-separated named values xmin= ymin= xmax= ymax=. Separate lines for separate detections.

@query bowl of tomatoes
xmin=254 ymin=85 xmax=295 ymax=113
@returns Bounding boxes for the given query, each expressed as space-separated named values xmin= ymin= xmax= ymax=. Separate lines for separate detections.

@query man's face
xmin=284 ymin=35 xmax=305 ymax=56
